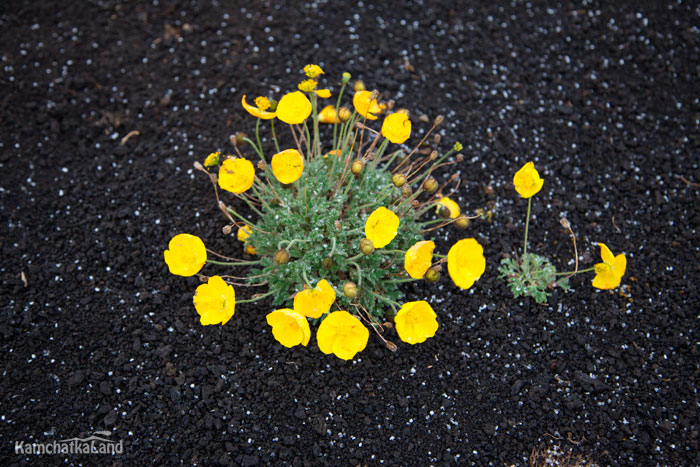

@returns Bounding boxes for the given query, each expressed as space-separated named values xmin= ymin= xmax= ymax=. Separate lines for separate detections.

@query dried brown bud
xmin=343 ymin=281 xmax=358 ymax=299
xmin=402 ymin=184 xmax=413 ymax=198
xmin=382 ymin=321 xmax=394 ymax=329
xmin=560 ymin=217 xmax=571 ymax=229
xmin=222 ymin=225 xmax=232 ymax=235
xmin=425 ymin=268 xmax=440 ymax=282
xmin=411 ymin=200 xmax=420 ymax=208
xmin=386 ymin=99 xmax=395 ymax=110
xmin=385 ymin=341 xmax=397 ymax=352
xmin=455 ymin=216 xmax=470 ymax=230
xmin=274 ymin=249 xmax=290 ymax=265
xmin=351 ymin=160 xmax=365 ymax=175
xmin=360 ymin=238 xmax=375 ymax=255
xmin=434 ymin=115 xmax=444 ymax=126
xmin=193 ymin=161 xmax=205 ymax=172
xmin=392 ymin=173 xmax=406 ymax=188
xmin=484 ymin=184 xmax=495 ymax=196
xmin=450 ymin=173 xmax=460 ymax=182
xmin=334 ymin=220 xmax=342 ymax=230
xmin=429 ymin=150 xmax=439 ymax=161
xmin=423 ymin=177 xmax=438 ymax=193
xmin=257 ymin=160 xmax=266 ymax=171
xmin=437 ymin=205 xmax=451 ymax=219
xmin=370 ymin=89 xmax=379 ymax=100
xmin=433 ymin=134 xmax=441 ymax=145
xmin=456 ymin=153 xmax=464 ymax=162
xmin=235 ymin=132 xmax=248 ymax=146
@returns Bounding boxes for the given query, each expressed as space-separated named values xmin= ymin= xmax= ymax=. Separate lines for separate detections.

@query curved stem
xmin=348 ymin=261 xmax=363 ymax=287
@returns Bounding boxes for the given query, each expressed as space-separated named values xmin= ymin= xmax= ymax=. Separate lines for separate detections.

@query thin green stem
xmin=206 ymin=259 xmax=260 ymax=266
xmin=270 ymin=119 xmax=281 ymax=154
xmin=370 ymin=139 xmax=390 ymax=170
xmin=347 ymin=261 xmax=362 ymax=287
xmin=332 ymin=82 xmax=348 ymax=150
xmin=386 ymin=277 xmax=419 ymax=284
xmin=555 ymin=266 xmax=595 ymax=276
xmin=523 ymin=197 xmax=532 ymax=256
xmin=237 ymin=291 xmax=274 ymax=304
xmin=368 ymin=290 xmax=399 ymax=311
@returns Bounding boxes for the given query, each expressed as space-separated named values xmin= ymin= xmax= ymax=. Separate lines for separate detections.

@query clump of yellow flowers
xmin=164 ymin=65 xmax=485 ymax=360
xmin=498 ymin=161 xmax=628 ymax=303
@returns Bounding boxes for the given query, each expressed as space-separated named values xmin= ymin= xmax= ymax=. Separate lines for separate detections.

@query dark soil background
xmin=1 ymin=1 xmax=699 ymax=466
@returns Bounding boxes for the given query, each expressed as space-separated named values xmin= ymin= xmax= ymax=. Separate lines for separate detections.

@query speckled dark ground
xmin=1 ymin=1 xmax=699 ymax=466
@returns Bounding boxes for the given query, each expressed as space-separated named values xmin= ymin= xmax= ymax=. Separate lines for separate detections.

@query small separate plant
xmin=164 ymin=65 xmax=486 ymax=360
xmin=498 ymin=162 xmax=627 ymax=303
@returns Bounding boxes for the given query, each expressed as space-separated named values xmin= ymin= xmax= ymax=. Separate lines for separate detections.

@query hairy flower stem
xmin=370 ymin=139 xmax=390 ymax=170
xmin=302 ymin=122 xmax=312 ymax=159
xmin=523 ymin=197 xmax=532 ymax=256
xmin=206 ymin=259 xmax=261 ymax=266
xmin=236 ymin=291 xmax=274 ymax=304
xmin=270 ymin=119 xmax=281 ymax=154
xmin=311 ymin=93 xmax=321 ymax=158
xmin=348 ymin=261 xmax=363 ymax=287
xmin=332 ymin=81 xmax=348 ymax=150
xmin=368 ymin=290 xmax=399 ymax=313
xmin=556 ymin=266 xmax=595 ymax=276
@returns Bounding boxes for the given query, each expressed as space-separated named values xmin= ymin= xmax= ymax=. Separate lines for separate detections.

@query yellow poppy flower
xmin=266 ymin=308 xmax=311 ymax=347
xmin=218 ymin=158 xmax=255 ymax=194
xmin=447 ymin=238 xmax=486 ymax=289
xmin=381 ymin=111 xmax=411 ymax=144
xmin=193 ymin=275 xmax=235 ymax=325
xmin=315 ymin=89 xmax=331 ymax=98
xmin=394 ymin=301 xmax=439 ymax=344
xmin=277 ymin=91 xmax=312 ymax=124
xmin=317 ymin=310 xmax=369 ymax=360
xmin=244 ymin=244 xmax=257 ymax=255
xmin=404 ymin=241 xmax=435 ymax=279
xmin=513 ymin=161 xmax=544 ymax=199
xmin=241 ymin=95 xmax=277 ymax=120
xmin=298 ymin=79 xmax=317 ymax=92
xmin=323 ymin=149 xmax=342 ymax=159
xmin=364 ymin=207 xmax=400 ymax=249
xmin=303 ymin=64 xmax=324 ymax=78
xmin=203 ymin=151 xmax=220 ymax=167
xmin=271 ymin=149 xmax=305 ymax=184
xmin=437 ymin=197 xmax=460 ymax=219
xmin=237 ymin=225 xmax=252 ymax=242
xmin=293 ymin=279 xmax=336 ymax=319
xmin=318 ymin=105 xmax=339 ymax=124
xmin=352 ymin=90 xmax=381 ymax=120
xmin=164 ymin=233 xmax=207 ymax=277
xmin=592 ymin=243 xmax=627 ymax=290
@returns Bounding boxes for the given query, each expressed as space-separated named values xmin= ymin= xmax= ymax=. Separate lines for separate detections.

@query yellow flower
xmin=277 ymin=91 xmax=312 ymax=124
xmin=203 ymin=151 xmax=220 ymax=167
xmin=447 ymin=238 xmax=486 ymax=289
xmin=318 ymin=105 xmax=339 ymax=124
xmin=352 ymin=90 xmax=381 ymax=120
xmin=303 ymin=64 xmax=324 ymax=78
xmin=271 ymin=149 xmax=305 ymax=184
xmin=266 ymin=308 xmax=311 ymax=347
xmin=193 ymin=275 xmax=235 ymax=325
xmin=317 ymin=310 xmax=369 ymax=360
xmin=315 ymin=89 xmax=331 ymax=98
xmin=245 ymin=244 xmax=257 ymax=255
xmin=592 ymin=243 xmax=627 ymax=290
xmin=293 ymin=279 xmax=336 ymax=319
xmin=404 ymin=241 xmax=435 ymax=279
xmin=437 ymin=197 xmax=460 ymax=219
xmin=298 ymin=79 xmax=317 ymax=92
xmin=513 ymin=161 xmax=544 ymax=199
xmin=164 ymin=233 xmax=207 ymax=277
xmin=218 ymin=158 xmax=255 ymax=194
xmin=394 ymin=301 xmax=438 ymax=344
xmin=241 ymin=95 xmax=277 ymax=120
xmin=364 ymin=207 xmax=400 ymax=249
xmin=323 ymin=149 xmax=342 ymax=159
xmin=237 ymin=225 xmax=252 ymax=242
xmin=381 ymin=111 xmax=411 ymax=144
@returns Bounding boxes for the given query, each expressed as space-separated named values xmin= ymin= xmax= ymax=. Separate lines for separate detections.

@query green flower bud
xmin=342 ymin=72 xmax=351 ymax=84
xmin=322 ymin=257 xmax=334 ymax=269
xmin=425 ymin=268 xmax=440 ymax=282
xmin=423 ymin=177 xmax=438 ymax=193
xmin=274 ymin=249 xmax=290 ymax=265
xmin=456 ymin=215 xmax=470 ymax=229
xmin=351 ymin=160 xmax=364 ymax=176
xmin=392 ymin=173 xmax=406 ymax=188
xmin=343 ymin=281 xmax=358 ymax=299
xmin=360 ymin=238 xmax=375 ymax=255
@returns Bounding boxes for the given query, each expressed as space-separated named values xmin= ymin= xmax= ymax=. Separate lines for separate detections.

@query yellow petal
xmin=352 ymin=90 xmax=381 ymax=120
xmin=164 ymin=233 xmax=207 ymax=277
xmin=404 ymin=241 xmax=435 ymax=279
xmin=318 ymin=105 xmax=339 ymax=124
xmin=277 ymin=91 xmax=312 ymax=124
xmin=193 ymin=275 xmax=236 ymax=325
xmin=237 ymin=225 xmax=252 ymax=242
xmin=598 ymin=242 xmax=615 ymax=265
xmin=218 ymin=158 xmax=255 ymax=194
xmin=437 ymin=197 xmax=460 ymax=219
xmin=381 ymin=112 xmax=412 ymax=144
xmin=271 ymin=149 xmax=305 ymax=184
xmin=364 ymin=207 xmax=400 ymax=249
xmin=266 ymin=309 xmax=311 ymax=347
xmin=315 ymin=89 xmax=331 ymax=98
xmin=241 ymin=95 xmax=277 ymax=120
xmin=447 ymin=238 xmax=486 ymax=290
xmin=394 ymin=301 xmax=438 ymax=345
xmin=513 ymin=161 xmax=544 ymax=199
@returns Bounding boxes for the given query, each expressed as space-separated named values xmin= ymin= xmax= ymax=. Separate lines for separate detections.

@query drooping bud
xmin=222 ymin=225 xmax=232 ymax=235
xmin=455 ymin=215 xmax=470 ymax=230
xmin=385 ymin=341 xmax=397 ymax=352
xmin=360 ymin=238 xmax=375 ymax=255
xmin=425 ymin=268 xmax=440 ymax=282
xmin=274 ymin=249 xmax=290 ymax=265
xmin=423 ymin=177 xmax=438 ymax=193
xmin=343 ymin=281 xmax=358 ymax=299
xmin=437 ymin=205 xmax=451 ymax=219
xmin=322 ymin=257 xmax=334 ymax=269
xmin=351 ymin=160 xmax=364 ymax=176
xmin=353 ymin=80 xmax=366 ymax=92
xmin=338 ymin=106 xmax=351 ymax=122
xmin=392 ymin=173 xmax=406 ymax=188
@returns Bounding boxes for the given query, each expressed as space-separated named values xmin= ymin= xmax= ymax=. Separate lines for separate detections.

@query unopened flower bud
xmin=429 ymin=150 xmax=438 ymax=161
xmin=343 ymin=281 xmax=358 ymax=299
xmin=382 ymin=321 xmax=393 ymax=329
xmin=360 ymin=238 xmax=375 ymax=255
xmin=411 ymin=200 xmax=420 ymax=208
xmin=455 ymin=216 xmax=470 ymax=229
xmin=342 ymin=72 xmax=351 ymax=84
xmin=222 ymin=225 xmax=232 ymax=235
xmin=257 ymin=160 xmax=266 ymax=170
xmin=450 ymin=173 xmax=460 ymax=182
xmin=437 ymin=205 xmax=451 ymax=219
xmin=456 ymin=153 xmax=464 ymax=162
xmin=338 ymin=106 xmax=351 ymax=122
xmin=193 ymin=161 xmax=205 ymax=171
xmin=267 ymin=99 xmax=278 ymax=112
xmin=453 ymin=141 xmax=463 ymax=152
xmin=351 ymin=160 xmax=364 ymax=176
xmin=274 ymin=249 xmax=290 ymax=265
xmin=560 ymin=217 xmax=571 ymax=229
xmin=423 ymin=177 xmax=438 ymax=193
xmin=392 ymin=173 xmax=406 ymax=188
xmin=434 ymin=115 xmax=444 ymax=126
xmin=385 ymin=341 xmax=397 ymax=352
xmin=425 ymin=268 xmax=440 ymax=282
xmin=354 ymin=80 xmax=365 ymax=92
xmin=433 ymin=134 xmax=441 ymax=145
xmin=322 ymin=257 xmax=334 ymax=269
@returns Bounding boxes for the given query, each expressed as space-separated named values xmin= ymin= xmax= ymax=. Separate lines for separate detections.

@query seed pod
xmin=425 ymin=268 xmax=440 ymax=282
xmin=351 ymin=160 xmax=364 ymax=176
xmin=222 ymin=225 xmax=232 ymax=235
xmin=402 ymin=184 xmax=413 ymax=197
xmin=360 ymin=238 xmax=375 ymax=255
xmin=385 ymin=341 xmax=397 ymax=352
xmin=455 ymin=216 xmax=470 ymax=229
xmin=257 ymin=160 xmax=265 ymax=170
xmin=274 ymin=249 xmax=290 ymax=265
xmin=429 ymin=150 xmax=438 ymax=161
xmin=386 ymin=99 xmax=395 ymax=110
xmin=338 ymin=106 xmax=351 ymax=122
xmin=322 ymin=257 xmax=334 ymax=269
xmin=392 ymin=173 xmax=406 ymax=188
xmin=354 ymin=80 xmax=366 ymax=92
xmin=434 ymin=115 xmax=444 ymax=126
xmin=456 ymin=153 xmax=464 ymax=162
xmin=343 ymin=281 xmax=358 ymax=299
xmin=423 ymin=177 xmax=438 ymax=193
xmin=433 ymin=134 xmax=441 ymax=145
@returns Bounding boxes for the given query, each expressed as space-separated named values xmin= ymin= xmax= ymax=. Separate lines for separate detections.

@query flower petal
xmin=241 ymin=95 xmax=277 ymax=120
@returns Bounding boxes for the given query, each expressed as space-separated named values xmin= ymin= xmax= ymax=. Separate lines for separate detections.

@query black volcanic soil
xmin=1 ymin=1 xmax=699 ymax=466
